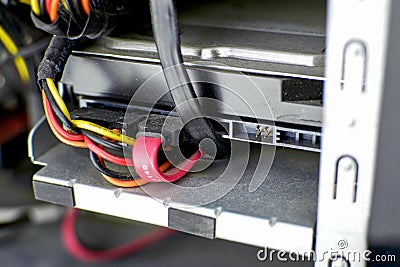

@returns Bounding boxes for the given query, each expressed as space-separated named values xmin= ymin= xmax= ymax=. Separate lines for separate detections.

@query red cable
xmin=45 ymin=94 xmax=134 ymax=167
xmin=44 ymin=95 xmax=85 ymax=142
xmin=61 ymin=208 xmax=175 ymax=263
xmin=84 ymin=136 xmax=134 ymax=166
xmin=44 ymin=94 xmax=132 ymax=166
xmin=133 ymin=136 xmax=202 ymax=183
xmin=45 ymin=92 xmax=200 ymax=180
xmin=45 ymin=0 xmax=52 ymax=17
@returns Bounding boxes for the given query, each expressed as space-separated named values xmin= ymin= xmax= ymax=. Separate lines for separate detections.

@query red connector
xmin=133 ymin=136 xmax=202 ymax=183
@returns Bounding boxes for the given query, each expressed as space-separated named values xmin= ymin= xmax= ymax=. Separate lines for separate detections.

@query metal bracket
xmin=315 ymin=0 xmax=393 ymax=266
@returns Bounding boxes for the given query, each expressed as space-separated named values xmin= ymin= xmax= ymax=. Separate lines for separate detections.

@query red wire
xmin=84 ymin=136 xmax=134 ymax=166
xmin=133 ymin=136 xmax=202 ymax=182
xmin=44 ymin=94 xmax=133 ymax=167
xmin=44 ymin=94 xmax=85 ymax=142
xmin=44 ymin=92 xmax=198 ymax=180
xmin=45 ymin=0 xmax=52 ymax=17
xmin=61 ymin=208 xmax=175 ymax=263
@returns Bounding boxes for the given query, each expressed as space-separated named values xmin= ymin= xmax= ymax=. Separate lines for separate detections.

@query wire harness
xmin=30 ymin=0 xmax=137 ymax=39
xmin=38 ymin=36 xmax=202 ymax=187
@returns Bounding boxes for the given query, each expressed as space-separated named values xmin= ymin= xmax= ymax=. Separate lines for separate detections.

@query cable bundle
xmin=30 ymin=0 xmax=136 ymax=39
xmin=37 ymin=36 xmax=146 ymax=187
xmin=40 ymin=78 xmax=144 ymax=187
xmin=38 ymin=36 xmax=201 ymax=187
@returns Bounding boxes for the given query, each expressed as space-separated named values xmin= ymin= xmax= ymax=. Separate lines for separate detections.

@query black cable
xmin=149 ymin=0 xmax=229 ymax=158
xmin=41 ymin=80 xmax=80 ymax=134
xmin=64 ymin=0 xmax=87 ymax=26
xmin=39 ymin=0 xmax=47 ymax=21
xmin=37 ymin=36 xmax=79 ymax=133
xmin=89 ymin=151 xmax=135 ymax=181
xmin=81 ymin=130 xmax=124 ymax=153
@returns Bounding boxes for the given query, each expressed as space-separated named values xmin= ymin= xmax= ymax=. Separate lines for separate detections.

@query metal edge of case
xmin=315 ymin=0 xmax=393 ymax=266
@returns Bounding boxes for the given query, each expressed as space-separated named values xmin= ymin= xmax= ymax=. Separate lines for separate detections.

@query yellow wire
xmin=46 ymin=78 xmax=72 ymax=120
xmin=42 ymin=91 xmax=88 ymax=148
xmin=72 ymin=120 xmax=136 ymax=146
xmin=45 ymin=79 xmax=135 ymax=146
xmin=18 ymin=0 xmax=31 ymax=5
xmin=0 ymin=26 xmax=18 ymax=55
xmin=31 ymin=0 xmax=41 ymax=15
xmin=0 ymin=25 xmax=30 ymax=83
xmin=61 ymin=0 xmax=69 ymax=11
xmin=13 ymin=57 xmax=30 ymax=83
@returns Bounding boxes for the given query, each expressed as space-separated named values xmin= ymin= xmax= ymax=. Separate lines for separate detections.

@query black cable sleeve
xmin=31 ymin=5 xmax=73 ymax=38
xmin=89 ymin=151 xmax=135 ymax=181
xmin=65 ymin=0 xmax=87 ymax=26
xmin=149 ymin=0 xmax=229 ymax=158
xmin=31 ymin=0 xmax=137 ymax=39
xmin=37 ymin=35 xmax=75 ymax=81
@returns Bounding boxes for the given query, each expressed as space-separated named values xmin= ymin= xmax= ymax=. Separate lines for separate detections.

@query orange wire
xmin=159 ymin=161 xmax=171 ymax=172
xmin=101 ymin=174 xmax=148 ymax=188
xmin=81 ymin=0 xmax=90 ymax=16
xmin=42 ymin=91 xmax=88 ymax=148
xmin=99 ymin=158 xmax=172 ymax=188
xmin=97 ymin=155 xmax=146 ymax=188
xmin=50 ymin=0 xmax=60 ymax=22
xmin=42 ymin=89 xmax=174 ymax=187
xmin=43 ymin=89 xmax=143 ymax=186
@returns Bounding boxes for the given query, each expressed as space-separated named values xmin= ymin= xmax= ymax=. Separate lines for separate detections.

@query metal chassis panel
xmin=27 ymin=0 xmax=400 ymax=265
xmin=31 ymin=136 xmax=319 ymax=254
xmin=315 ymin=0 xmax=395 ymax=266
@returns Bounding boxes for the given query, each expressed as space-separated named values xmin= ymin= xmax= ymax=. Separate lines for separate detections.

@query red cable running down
xmin=61 ymin=208 xmax=175 ymax=263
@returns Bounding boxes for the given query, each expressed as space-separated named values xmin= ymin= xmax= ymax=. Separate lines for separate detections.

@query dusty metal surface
xmin=33 ymin=138 xmax=319 ymax=252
